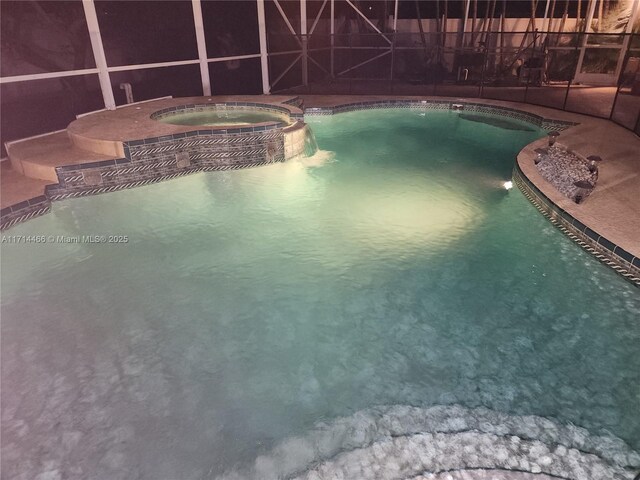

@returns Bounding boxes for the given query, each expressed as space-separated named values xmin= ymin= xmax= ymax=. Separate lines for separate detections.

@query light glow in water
xmin=1 ymin=109 xmax=638 ymax=480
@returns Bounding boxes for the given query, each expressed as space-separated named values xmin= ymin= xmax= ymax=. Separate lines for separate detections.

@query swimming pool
xmin=1 ymin=109 xmax=638 ymax=479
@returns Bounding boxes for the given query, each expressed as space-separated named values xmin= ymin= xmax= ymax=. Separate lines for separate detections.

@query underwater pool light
xmin=503 ymin=181 xmax=513 ymax=190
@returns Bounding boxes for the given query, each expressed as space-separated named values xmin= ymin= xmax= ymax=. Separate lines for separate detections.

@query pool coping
xmin=2 ymin=95 xmax=638 ymax=287
xmin=514 ymin=163 xmax=640 ymax=286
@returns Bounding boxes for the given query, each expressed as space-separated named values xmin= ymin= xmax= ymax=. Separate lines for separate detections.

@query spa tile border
xmin=513 ymin=163 xmax=640 ymax=287
xmin=150 ymin=101 xmax=304 ymax=123
xmin=303 ymin=99 xmax=576 ymax=132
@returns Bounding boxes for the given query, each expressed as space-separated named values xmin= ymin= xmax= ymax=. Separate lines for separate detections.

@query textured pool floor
xmin=1 ymin=110 xmax=639 ymax=480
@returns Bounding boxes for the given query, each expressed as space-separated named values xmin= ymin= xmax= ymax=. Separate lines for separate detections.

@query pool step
xmin=218 ymin=405 xmax=640 ymax=480
xmin=293 ymin=430 xmax=633 ymax=480
xmin=6 ymin=130 xmax=118 ymax=183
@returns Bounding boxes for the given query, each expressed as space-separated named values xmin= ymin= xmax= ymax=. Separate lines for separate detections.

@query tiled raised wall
xmin=47 ymin=126 xmax=287 ymax=201
xmin=513 ymin=163 xmax=640 ymax=286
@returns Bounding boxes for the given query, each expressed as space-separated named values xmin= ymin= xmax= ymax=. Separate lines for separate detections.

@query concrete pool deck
xmin=1 ymin=94 xmax=638 ymax=278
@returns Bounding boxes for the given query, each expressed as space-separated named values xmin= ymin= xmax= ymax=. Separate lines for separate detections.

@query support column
xmin=331 ymin=0 xmax=335 ymax=77
xmin=257 ymin=0 xmax=271 ymax=93
xmin=301 ymin=0 xmax=308 ymax=86
xmin=192 ymin=0 xmax=212 ymax=96
xmin=82 ymin=0 xmax=115 ymax=109
xmin=393 ymin=0 xmax=399 ymax=31
xmin=462 ymin=0 xmax=471 ymax=47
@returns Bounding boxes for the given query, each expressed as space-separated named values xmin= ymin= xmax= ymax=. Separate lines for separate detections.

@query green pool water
xmin=1 ymin=109 xmax=638 ymax=480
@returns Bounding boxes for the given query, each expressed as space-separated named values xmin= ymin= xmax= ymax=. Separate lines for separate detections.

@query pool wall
xmin=303 ymin=99 xmax=576 ymax=133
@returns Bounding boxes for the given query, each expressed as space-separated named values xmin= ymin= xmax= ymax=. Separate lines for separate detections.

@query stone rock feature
xmin=535 ymin=144 xmax=598 ymax=203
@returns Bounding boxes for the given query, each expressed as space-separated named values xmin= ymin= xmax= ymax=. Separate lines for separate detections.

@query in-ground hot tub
xmin=150 ymin=102 xmax=295 ymax=127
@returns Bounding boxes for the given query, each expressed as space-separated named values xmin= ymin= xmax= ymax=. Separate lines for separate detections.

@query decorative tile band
xmin=1 ymin=123 xmax=295 ymax=230
xmin=150 ymin=101 xmax=304 ymax=124
xmin=52 ymin=129 xmax=285 ymax=193
xmin=46 ymin=159 xmax=285 ymax=201
xmin=513 ymin=163 xmax=640 ymax=287
xmin=0 ymin=201 xmax=51 ymax=231
xmin=304 ymin=100 xmax=576 ymax=133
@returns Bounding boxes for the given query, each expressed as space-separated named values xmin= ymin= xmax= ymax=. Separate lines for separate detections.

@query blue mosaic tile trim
xmin=47 ymin=159 xmax=285 ymax=201
xmin=513 ymin=163 xmax=640 ymax=287
xmin=304 ymin=100 xmax=576 ymax=133
xmin=150 ymin=101 xmax=298 ymax=125
xmin=0 ymin=196 xmax=51 ymax=231
xmin=3 ymin=122 xmax=293 ymax=230
xmin=55 ymin=130 xmax=285 ymax=194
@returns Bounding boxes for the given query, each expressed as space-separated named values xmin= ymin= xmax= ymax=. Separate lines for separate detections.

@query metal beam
xmin=331 ymin=0 xmax=335 ymax=77
xmin=393 ymin=0 xmax=399 ymax=31
xmin=308 ymin=55 xmax=331 ymax=76
xmin=107 ymin=59 xmax=200 ymax=72
xmin=345 ymin=0 xmax=392 ymax=44
xmin=270 ymin=54 xmax=302 ymax=88
xmin=337 ymin=50 xmax=391 ymax=76
xmin=273 ymin=0 xmax=302 ymax=45
xmin=0 ymin=69 xmax=98 ymax=84
xmin=257 ymin=0 xmax=271 ymax=94
xmin=301 ymin=0 xmax=308 ymax=85
xmin=309 ymin=0 xmax=328 ymax=35
xmin=82 ymin=0 xmax=115 ymax=109
xmin=191 ymin=0 xmax=212 ymax=95
xmin=269 ymin=49 xmax=304 ymax=56
xmin=542 ymin=0 xmax=551 ymax=31
xmin=208 ymin=53 xmax=261 ymax=63
xmin=462 ymin=0 xmax=471 ymax=46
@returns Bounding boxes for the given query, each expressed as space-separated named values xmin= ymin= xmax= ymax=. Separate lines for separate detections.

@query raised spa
xmin=151 ymin=104 xmax=292 ymax=127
